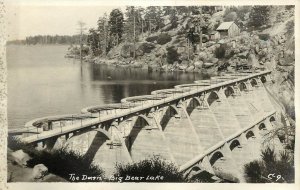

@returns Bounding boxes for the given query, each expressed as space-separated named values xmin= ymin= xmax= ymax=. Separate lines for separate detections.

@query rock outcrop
xmin=32 ymin=164 xmax=49 ymax=180
xmin=11 ymin=150 xmax=31 ymax=167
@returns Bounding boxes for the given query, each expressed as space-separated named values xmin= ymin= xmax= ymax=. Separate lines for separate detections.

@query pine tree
xmin=248 ymin=6 xmax=271 ymax=27
xmin=124 ymin=6 xmax=144 ymax=42
xmin=162 ymin=6 xmax=172 ymax=16
xmin=169 ymin=7 xmax=178 ymax=29
xmin=144 ymin=6 xmax=164 ymax=32
xmin=108 ymin=9 xmax=124 ymax=46
xmin=97 ymin=13 xmax=109 ymax=55
xmin=87 ymin=28 xmax=100 ymax=56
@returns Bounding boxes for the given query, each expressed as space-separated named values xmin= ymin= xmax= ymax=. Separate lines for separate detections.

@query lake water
xmin=7 ymin=45 xmax=206 ymax=129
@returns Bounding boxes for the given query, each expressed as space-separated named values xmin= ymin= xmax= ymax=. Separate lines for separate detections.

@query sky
xmin=6 ymin=1 xmax=125 ymax=40
xmin=7 ymin=0 xmax=217 ymax=40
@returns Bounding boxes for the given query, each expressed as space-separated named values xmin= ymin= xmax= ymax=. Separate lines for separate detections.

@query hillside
xmin=82 ymin=6 xmax=294 ymax=75
xmin=78 ymin=5 xmax=296 ymax=133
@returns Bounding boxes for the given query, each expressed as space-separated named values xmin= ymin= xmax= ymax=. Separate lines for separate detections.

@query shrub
xmin=166 ymin=46 xmax=179 ymax=64
xmin=285 ymin=20 xmax=294 ymax=38
xmin=244 ymin=147 xmax=294 ymax=183
xmin=156 ymin=33 xmax=172 ymax=45
xmin=162 ymin=23 xmax=178 ymax=32
xmin=113 ymin=156 xmax=185 ymax=182
xmin=27 ymin=148 xmax=105 ymax=182
xmin=215 ymin=44 xmax=227 ymax=59
xmin=261 ymin=147 xmax=276 ymax=167
xmin=258 ymin=33 xmax=270 ymax=41
xmin=244 ymin=161 xmax=266 ymax=183
xmin=8 ymin=138 xmax=105 ymax=182
xmin=285 ymin=5 xmax=294 ymax=10
xmin=146 ymin=35 xmax=158 ymax=43
xmin=172 ymin=38 xmax=181 ymax=44
xmin=138 ymin=43 xmax=156 ymax=53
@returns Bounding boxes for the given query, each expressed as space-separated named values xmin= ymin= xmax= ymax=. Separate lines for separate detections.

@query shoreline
xmin=68 ymin=55 xmax=220 ymax=75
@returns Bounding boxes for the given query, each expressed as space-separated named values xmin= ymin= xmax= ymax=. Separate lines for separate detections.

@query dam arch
xmin=238 ymin=82 xmax=248 ymax=92
xmin=207 ymin=91 xmax=220 ymax=106
xmin=246 ymin=130 xmax=255 ymax=139
xmin=209 ymin=151 xmax=224 ymax=166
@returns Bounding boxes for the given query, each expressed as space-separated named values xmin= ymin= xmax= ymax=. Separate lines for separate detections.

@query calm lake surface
xmin=7 ymin=45 xmax=206 ymax=129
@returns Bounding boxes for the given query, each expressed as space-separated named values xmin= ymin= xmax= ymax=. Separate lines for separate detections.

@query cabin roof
xmin=216 ymin=22 xmax=235 ymax=31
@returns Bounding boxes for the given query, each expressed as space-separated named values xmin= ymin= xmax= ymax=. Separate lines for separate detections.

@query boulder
xmin=180 ymin=53 xmax=189 ymax=61
xmin=194 ymin=67 xmax=200 ymax=72
xmin=203 ymin=62 xmax=215 ymax=68
xmin=32 ymin=164 xmax=48 ymax=179
xmin=248 ymin=53 xmax=258 ymax=66
xmin=177 ymin=47 xmax=186 ymax=54
xmin=181 ymin=60 xmax=189 ymax=66
xmin=155 ymin=48 xmax=165 ymax=57
xmin=205 ymin=53 xmax=214 ymax=62
xmin=186 ymin=65 xmax=195 ymax=72
xmin=178 ymin=64 xmax=188 ymax=70
xmin=198 ymin=52 xmax=207 ymax=61
xmin=237 ymin=51 xmax=248 ymax=59
xmin=194 ymin=61 xmax=203 ymax=68
xmin=167 ymin=30 xmax=177 ymax=37
xmin=11 ymin=150 xmax=31 ymax=167
xmin=132 ymin=61 xmax=143 ymax=68
xmin=161 ymin=65 xmax=168 ymax=71
xmin=211 ymin=58 xmax=219 ymax=64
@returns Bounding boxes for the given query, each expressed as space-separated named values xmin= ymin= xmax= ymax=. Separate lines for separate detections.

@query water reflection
xmin=7 ymin=45 xmax=208 ymax=128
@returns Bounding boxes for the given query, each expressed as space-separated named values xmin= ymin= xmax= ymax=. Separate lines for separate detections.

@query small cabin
xmin=216 ymin=22 xmax=240 ymax=38
xmin=210 ymin=31 xmax=221 ymax=40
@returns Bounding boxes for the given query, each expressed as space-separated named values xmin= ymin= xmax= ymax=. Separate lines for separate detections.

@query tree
xmin=87 ymin=28 xmax=100 ymax=56
xmin=224 ymin=11 xmax=238 ymax=22
xmin=169 ymin=7 xmax=178 ymax=29
xmin=202 ymin=6 xmax=217 ymax=15
xmin=124 ymin=6 xmax=144 ymax=42
xmin=144 ymin=6 xmax=164 ymax=32
xmin=97 ymin=13 xmax=109 ymax=55
xmin=175 ymin=6 xmax=190 ymax=15
xmin=162 ymin=6 xmax=173 ymax=16
xmin=187 ymin=13 xmax=208 ymax=49
xmin=77 ymin=21 xmax=87 ymax=60
xmin=248 ymin=6 xmax=271 ymax=27
xmin=166 ymin=46 xmax=179 ymax=64
xmin=108 ymin=9 xmax=124 ymax=46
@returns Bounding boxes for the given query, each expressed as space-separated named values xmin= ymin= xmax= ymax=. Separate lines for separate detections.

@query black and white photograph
xmin=1 ymin=0 xmax=298 ymax=188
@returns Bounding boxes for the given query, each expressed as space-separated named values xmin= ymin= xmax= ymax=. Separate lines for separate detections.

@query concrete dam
xmin=9 ymin=70 xmax=284 ymax=182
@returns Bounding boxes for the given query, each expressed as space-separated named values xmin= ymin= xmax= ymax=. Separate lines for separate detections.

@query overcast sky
xmin=6 ymin=0 xmax=182 ymax=41
xmin=6 ymin=1 xmax=125 ymax=40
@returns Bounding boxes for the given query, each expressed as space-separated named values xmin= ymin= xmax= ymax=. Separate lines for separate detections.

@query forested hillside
xmin=82 ymin=5 xmax=295 ymax=149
